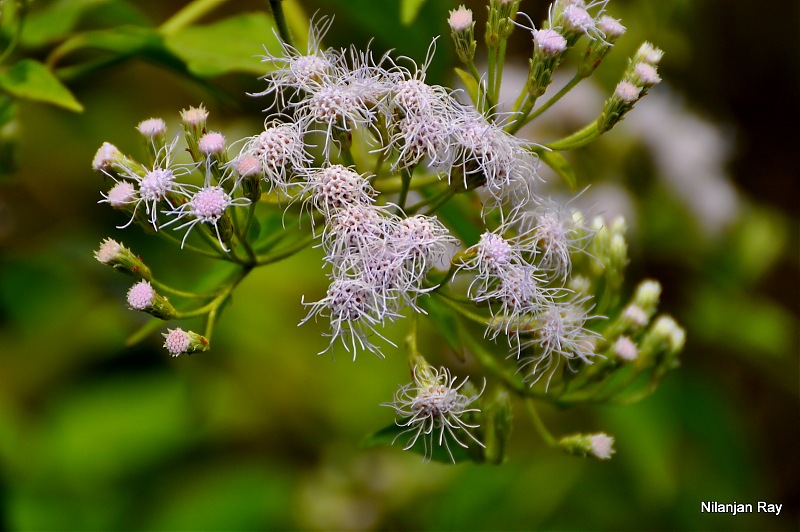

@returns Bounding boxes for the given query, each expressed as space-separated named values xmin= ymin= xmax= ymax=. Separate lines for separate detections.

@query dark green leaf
xmin=538 ymin=148 xmax=577 ymax=190
xmin=164 ymin=13 xmax=279 ymax=77
xmin=22 ymin=0 xmax=149 ymax=47
xmin=0 ymin=59 xmax=82 ymax=112
xmin=364 ymin=420 xmax=475 ymax=464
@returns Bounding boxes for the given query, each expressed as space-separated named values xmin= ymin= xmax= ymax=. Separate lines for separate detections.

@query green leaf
xmin=454 ymin=67 xmax=479 ymax=105
xmin=400 ymin=0 xmax=428 ymax=25
xmin=0 ymin=59 xmax=82 ymax=112
xmin=364 ymin=420 xmax=475 ymax=464
xmin=538 ymin=148 xmax=577 ymax=190
xmin=164 ymin=12 xmax=279 ymax=77
xmin=22 ymin=0 xmax=149 ymax=47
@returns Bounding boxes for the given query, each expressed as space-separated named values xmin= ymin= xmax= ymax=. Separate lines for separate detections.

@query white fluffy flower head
xmin=384 ymin=365 xmax=485 ymax=462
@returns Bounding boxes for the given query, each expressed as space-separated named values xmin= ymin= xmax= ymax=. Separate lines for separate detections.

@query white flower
xmin=520 ymin=297 xmax=602 ymax=387
xmin=238 ymin=120 xmax=310 ymax=192
xmin=300 ymin=277 xmax=399 ymax=358
xmin=383 ymin=365 xmax=485 ymax=462
xmin=518 ymin=199 xmax=593 ymax=280
xmin=301 ymin=164 xmax=375 ymax=219
xmin=162 ymin=177 xmax=250 ymax=250
xmin=589 ymin=433 xmax=615 ymax=460
xmin=256 ymin=16 xmax=342 ymax=107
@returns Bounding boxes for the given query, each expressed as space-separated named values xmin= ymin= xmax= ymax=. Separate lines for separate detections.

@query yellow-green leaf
xmin=164 ymin=13 xmax=279 ymax=77
xmin=401 ymin=0 xmax=428 ymax=25
xmin=0 ymin=60 xmax=82 ymax=112
xmin=538 ymin=148 xmax=577 ymax=190
xmin=454 ymin=67 xmax=479 ymax=106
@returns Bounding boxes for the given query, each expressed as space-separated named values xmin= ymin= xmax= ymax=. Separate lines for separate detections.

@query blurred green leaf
xmin=164 ymin=12 xmax=279 ymax=77
xmin=22 ymin=0 xmax=149 ymax=47
xmin=0 ymin=59 xmax=82 ymax=112
xmin=538 ymin=149 xmax=577 ymax=190
xmin=364 ymin=420 xmax=474 ymax=464
xmin=42 ymin=373 xmax=191 ymax=484
xmin=400 ymin=0 xmax=428 ymax=25
xmin=50 ymin=25 xmax=166 ymax=62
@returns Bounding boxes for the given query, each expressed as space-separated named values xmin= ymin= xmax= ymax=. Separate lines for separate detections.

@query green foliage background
xmin=0 ymin=0 xmax=797 ymax=529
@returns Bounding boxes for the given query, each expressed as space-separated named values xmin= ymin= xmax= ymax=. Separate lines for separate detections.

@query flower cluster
xmin=92 ymin=0 xmax=682 ymax=464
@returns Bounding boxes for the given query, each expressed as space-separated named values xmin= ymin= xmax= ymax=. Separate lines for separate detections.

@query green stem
xmin=0 ymin=0 xmax=28 ymax=65
xmin=506 ymin=97 xmax=535 ymax=135
xmin=151 ymin=279 xmax=219 ymax=299
xmin=375 ymin=174 xmax=441 ymax=194
xmin=160 ymin=0 xmax=230 ymax=35
xmin=492 ymin=40 xmax=508 ymax=108
xmin=255 ymin=233 xmax=315 ymax=266
xmin=524 ymin=73 xmax=582 ymax=124
xmin=153 ymin=227 xmax=232 ymax=261
xmin=434 ymin=292 xmax=489 ymax=328
xmin=461 ymin=328 xmax=526 ymax=394
xmin=125 ymin=318 xmax=163 ymax=347
xmin=423 ymin=187 xmax=456 ymax=215
xmin=268 ymin=0 xmax=294 ymax=48
xmin=176 ymin=265 xmax=251 ymax=319
xmin=405 ymin=313 xmax=419 ymax=357
xmin=525 ymin=399 xmax=557 ymax=447
xmin=544 ymin=121 xmax=600 ymax=151
xmin=396 ymin=165 xmax=415 ymax=214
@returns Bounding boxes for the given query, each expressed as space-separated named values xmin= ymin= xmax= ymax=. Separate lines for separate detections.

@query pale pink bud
xmin=448 ymin=5 xmax=473 ymax=32
xmin=199 ymin=131 xmax=226 ymax=155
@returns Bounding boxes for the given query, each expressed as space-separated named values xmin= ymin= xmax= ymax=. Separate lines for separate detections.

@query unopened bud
xmin=95 ymin=238 xmax=152 ymax=280
xmin=163 ymin=327 xmax=209 ymax=356
xmin=449 ymin=5 xmax=477 ymax=64
xmin=559 ymin=432 xmax=616 ymax=460
xmin=126 ymin=280 xmax=176 ymax=320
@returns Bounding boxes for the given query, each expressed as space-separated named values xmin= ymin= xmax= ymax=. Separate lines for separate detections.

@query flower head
xmin=300 ymin=277 xmax=399 ymax=358
xmin=383 ymin=365 xmax=485 ymax=462
xmin=198 ymin=131 xmax=226 ymax=155
xmin=127 ymin=280 xmax=155 ymax=310
xmin=92 ymin=142 xmax=123 ymax=171
xmin=136 ymin=118 xmax=167 ymax=139
xmin=239 ymin=120 xmax=310 ymax=191
xmin=520 ymin=297 xmax=602 ymax=387
xmin=302 ymin=164 xmax=375 ymax=219
xmin=448 ymin=5 xmax=473 ymax=32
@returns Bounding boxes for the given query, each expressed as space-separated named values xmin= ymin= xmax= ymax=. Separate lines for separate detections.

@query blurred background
xmin=0 ymin=0 xmax=797 ymax=529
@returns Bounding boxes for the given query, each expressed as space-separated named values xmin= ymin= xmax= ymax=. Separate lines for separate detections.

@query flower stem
xmin=524 ymin=73 xmax=582 ymax=123
xmin=544 ymin=121 xmax=600 ymax=151
xmin=525 ymin=398 xmax=557 ymax=447
xmin=268 ymin=0 xmax=294 ymax=48
xmin=256 ymin=233 xmax=315 ymax=265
